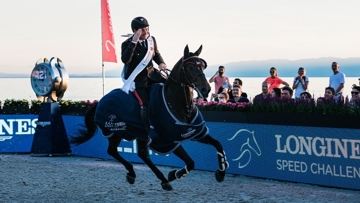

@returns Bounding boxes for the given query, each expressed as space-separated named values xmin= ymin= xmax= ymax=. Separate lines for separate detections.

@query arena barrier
xmin=1 ymin=114 xmax=359 ymax=190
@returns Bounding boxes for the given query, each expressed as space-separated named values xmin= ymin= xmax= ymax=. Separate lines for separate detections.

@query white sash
xmin=121 ymin=36 xmax=154 ymax=93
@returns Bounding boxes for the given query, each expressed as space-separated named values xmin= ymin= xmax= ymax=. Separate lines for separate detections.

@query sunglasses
xmin=218 ymin=97 xmax=225 ymax=99
xmin=351 ymin=91 xmax=359 ymax=95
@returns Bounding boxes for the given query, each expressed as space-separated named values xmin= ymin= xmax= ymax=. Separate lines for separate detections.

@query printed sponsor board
xmin=1 ymin=115 xmax=359 ymax=190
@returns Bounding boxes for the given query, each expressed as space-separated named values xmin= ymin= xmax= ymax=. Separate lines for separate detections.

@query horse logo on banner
xmin=228 ymin=129 xmax=262 ymax=169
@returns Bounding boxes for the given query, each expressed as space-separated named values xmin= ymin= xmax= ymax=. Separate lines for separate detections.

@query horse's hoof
xmin=126 ymin=174 xmax=136 ymax=184
xmin=168 ymin=170 xmax=177 ymax=182
xmin=215 ymin=169 xmax=225 ymax=182
xmin=161 ymin=182 xmax=173 ymax=191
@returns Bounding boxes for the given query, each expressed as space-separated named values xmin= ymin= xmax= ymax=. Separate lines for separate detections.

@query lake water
xmin=1 ymin=77 xmax=359 ymax=102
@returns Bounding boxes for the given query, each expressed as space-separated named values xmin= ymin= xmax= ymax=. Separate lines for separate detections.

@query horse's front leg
xmin=168 ymin=145 xmax=195 ymax=182
xmin=197 ymin=134 xmax=229 ymax=182
xmin=107 ymin=136 xmax=136 ymax=184
xmin=136 ymin=139 xmax=173 ymax=191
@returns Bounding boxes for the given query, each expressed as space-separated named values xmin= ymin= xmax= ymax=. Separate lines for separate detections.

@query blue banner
xmin=1 ymin=114 xmax=359 ymax=190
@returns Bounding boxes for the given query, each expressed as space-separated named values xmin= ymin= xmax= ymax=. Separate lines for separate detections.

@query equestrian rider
xmin=121 ymin=16 xmax=167 ymax=138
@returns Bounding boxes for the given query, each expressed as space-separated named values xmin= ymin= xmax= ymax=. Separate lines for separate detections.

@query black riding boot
xmin=140 ymin=106 xmax=150 ymax=138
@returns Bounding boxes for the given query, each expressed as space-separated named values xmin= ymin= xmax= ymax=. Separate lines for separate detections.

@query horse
xmin=70 ymin=45 xmax=229 ymax=191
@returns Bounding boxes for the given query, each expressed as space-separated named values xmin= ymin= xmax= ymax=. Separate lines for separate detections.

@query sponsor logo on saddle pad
xmin=105 ymin=115 xmax=126 ymax=131
xmin=181 ymin=128 xmax=196 ymax=138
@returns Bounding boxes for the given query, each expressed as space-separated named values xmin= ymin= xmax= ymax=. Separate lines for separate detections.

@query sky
xmin=1 ymin=0 xmax=360 ymax=75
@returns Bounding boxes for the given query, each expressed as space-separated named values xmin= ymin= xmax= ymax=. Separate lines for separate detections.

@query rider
xmin=121 ymin=16 xmax=167 ymax=138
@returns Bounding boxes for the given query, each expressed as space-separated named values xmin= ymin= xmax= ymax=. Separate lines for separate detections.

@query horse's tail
xmin=70 ymin=103 xmax=99 ymax=145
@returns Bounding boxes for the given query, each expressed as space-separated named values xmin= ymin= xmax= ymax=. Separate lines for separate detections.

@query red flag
xmin=101 ymin=0 xmax=117 ymax=63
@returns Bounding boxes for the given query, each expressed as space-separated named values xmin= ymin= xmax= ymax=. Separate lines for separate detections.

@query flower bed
xmin=0 ymin=99 xmax=98 ymax=115
xmin=196 ymin=98 xmax=360 ymax=115
xmin=196 ymin=98 xmax=360 ymax=129
xmin=1 ymin=99 xmax=30 ymax=114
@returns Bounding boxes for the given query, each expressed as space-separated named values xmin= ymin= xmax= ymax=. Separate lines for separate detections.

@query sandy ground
xmin=0 ymin=154 xmax=359 ymax=203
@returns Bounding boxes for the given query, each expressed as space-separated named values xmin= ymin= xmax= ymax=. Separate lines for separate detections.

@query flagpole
xmin=101 ymin=0 xmax=104 ymax=96
xmin=102 ymin=62 xmax=105 ymax=96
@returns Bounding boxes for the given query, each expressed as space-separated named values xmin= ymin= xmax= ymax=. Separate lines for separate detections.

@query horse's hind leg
xmin=197 ymin=135 xmax=229 ymax=182
xmin=136 ymin=139 xmax=173 ymax=191
xmin=107 ymin=136 xmax=136 ymax=184
xmin=168 ymin=145 xmax=195 ymax=182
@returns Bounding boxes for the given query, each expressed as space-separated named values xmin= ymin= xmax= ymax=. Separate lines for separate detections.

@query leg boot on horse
xmin=197 ymin=135 xmax=229 ymax=182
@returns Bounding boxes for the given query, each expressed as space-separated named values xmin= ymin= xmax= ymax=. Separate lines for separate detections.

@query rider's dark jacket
xmin=121 ymin=36 xmax=165 ymax=88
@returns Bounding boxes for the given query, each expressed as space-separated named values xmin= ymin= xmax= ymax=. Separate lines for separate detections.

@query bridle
xmin=164 ymin=56 xmax=207 ymax=118
xmin=165 ymin=56 xmax=207 ymax=96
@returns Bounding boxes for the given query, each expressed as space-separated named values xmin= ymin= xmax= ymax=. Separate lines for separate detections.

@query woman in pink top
xmin=264 ymin=67 xmax=290 ymax=92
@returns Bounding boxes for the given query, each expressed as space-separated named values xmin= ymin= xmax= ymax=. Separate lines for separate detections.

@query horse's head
xmin=167 ymin=45 xmax=211 ymax=98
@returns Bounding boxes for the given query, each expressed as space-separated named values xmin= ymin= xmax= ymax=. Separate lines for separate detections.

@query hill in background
xmin=2 ymin=57 xmax=359 ymax=78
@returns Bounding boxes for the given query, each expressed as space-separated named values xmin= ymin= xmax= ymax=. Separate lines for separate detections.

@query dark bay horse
xmin=70 ymin=45 xmax=229 ymax=191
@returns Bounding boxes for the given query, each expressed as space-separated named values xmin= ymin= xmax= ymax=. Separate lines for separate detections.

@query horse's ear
xmin=194 ymin=45 xmax=203 ymax=56
xmin=184 ymin=45 xmax=189 ymax=58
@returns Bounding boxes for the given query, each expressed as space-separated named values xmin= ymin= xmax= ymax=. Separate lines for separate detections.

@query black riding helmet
xmin=131 ymin=17 xmax=149 ymax=31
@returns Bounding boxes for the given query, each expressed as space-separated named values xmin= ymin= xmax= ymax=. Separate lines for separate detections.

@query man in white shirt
xmin=329 ymin=62 xmax=346 ymax=99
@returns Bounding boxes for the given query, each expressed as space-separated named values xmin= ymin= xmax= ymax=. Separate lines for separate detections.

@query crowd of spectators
xmin=201 ymin=62 xmax=360 ymax=108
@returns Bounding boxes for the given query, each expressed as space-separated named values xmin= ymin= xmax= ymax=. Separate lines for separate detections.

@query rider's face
xmin=136 ymin=27 xmax=149 ymax=40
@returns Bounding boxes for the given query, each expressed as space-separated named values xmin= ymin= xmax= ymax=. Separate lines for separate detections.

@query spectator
xmin=324 ymin=86 xmax=335 ymax=100
xmin=349 ymin=85 xmax=360 ymax=106
xmin=253 ymin=81 xmax=271 ymax=104
xmin=228 ymin=78 xmax=243 ymax=100
xmin=218 ymin=92 xmax=229 ymax=103
xmin=300 ymin=92 xmax=312 ymax=100
xmin=271 ymin=87 xmax=282 ymax=99
xmin=317 ymin=87 xmax=336 ymax=104
xmin=210 ymin=86 xmax=226 ymax=102
xmin=194 ymin=96 xmax=205 ymax=105
xmin=227 ymin=85 xmax=249 ymax=103
xmin=281 ymin=86 xmax=293 ymax=99
xmin=265 ymin=67 xmax=290 ymax=93
xmin=292 ymin=67 xmax=309 ymax=99
xmin=241 ymin=93 xmax=249 ymax=101
xmin=209 ymin=66 xmax=232 ymax=95
xmin=329 ymin=62 xmax=346 ymax=99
